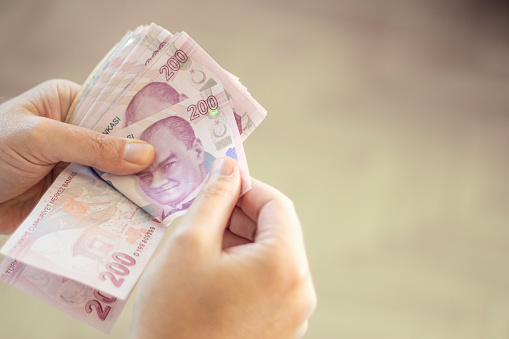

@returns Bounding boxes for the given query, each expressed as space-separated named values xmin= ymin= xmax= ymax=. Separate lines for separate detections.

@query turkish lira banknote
xmin=100 ymin=86 xmax=252 ymax=226
xmin=0 ymin=254 xmax=127 ymax=332
xmin=1 ymin=23 xmax=266 ymax=332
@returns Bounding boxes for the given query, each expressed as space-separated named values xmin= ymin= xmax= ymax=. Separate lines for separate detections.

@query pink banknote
xmin=90 ymin=31 xmax=266 ymax=141
xmin=99 ymin=86 xmax=251 ymax=225
xmin=66 ymin=28 xmax=141 ymax=125
xmin=1 ymin=164 xmax=166 ymax=300
xmin=70 ymin=25 xmax=150 ymax=126
xmin=166 ymin=32 xmax=267 ymax=141
xmin=78 ymin=25 xmax=174 ymax=128
xmin=0 ymin=257 xmax=126 ymax=333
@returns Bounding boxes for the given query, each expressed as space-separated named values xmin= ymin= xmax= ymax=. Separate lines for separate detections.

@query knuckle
xmin=292 ymin=271 xmax=317 ymax=319
xmin=26 ymin=117 xmax=49 ymax=150
xmin=38 ymin=79 xmax=61 ymax=103
xmin=267 ymin=190 xmax=296 ymax=216
xmin=41 ymin=79 xmax=72 ymax=95
xmin=170 ymin=228 xmax=206 ymax=255
xmin=307 ymin=287 xmax=318 ymax=315
xmin=280 ymin=266 xmax=316 ymax=325
xmin=42 ymin=79 xmax=59 ymax=91
xmin=202 ymin=176 xmax=236 ymax=199
xmin=279 ymin=193 xmax=296 ymax=211
xmin=263 ymin=254 xmax=296 ymax=285
xmin=77 ymin=133 xmax=122 ymax=170
xmin=94 ymin=134 xmax=122 ymax=158
xmin=286 ymin=264 xmax=309 ymax=291
xmin=95 ymin=133 xmax=111 ymax=150
xmin=269 ymin=254 xmax=311 ymax=295
xmin=27 ymin=116 xmax=45 ymax=139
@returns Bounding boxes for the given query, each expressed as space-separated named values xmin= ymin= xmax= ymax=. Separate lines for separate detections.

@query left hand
xmin=0 ymin=79 xmax=155 ymax=234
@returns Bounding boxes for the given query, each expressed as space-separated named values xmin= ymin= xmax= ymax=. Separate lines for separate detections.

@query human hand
xmin=131 ymin=157 xmax=316 ymax=339
xmin=0 ymin=80 xmax=155 ymax=234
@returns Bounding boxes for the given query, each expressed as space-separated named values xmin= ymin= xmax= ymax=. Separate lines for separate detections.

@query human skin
xmin=0 ymin=80 xmax=316 ymax=338
xmin=131 ymin=157 xmax=317 ymax=339
xmin=0 ymin=79 xmax=155 ymax=234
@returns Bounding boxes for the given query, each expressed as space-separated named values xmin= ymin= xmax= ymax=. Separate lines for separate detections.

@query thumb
xmin=34 ymin=117 xmax=155 ymax=175
xmin=172 ymin=157 xmax=241 ymax=256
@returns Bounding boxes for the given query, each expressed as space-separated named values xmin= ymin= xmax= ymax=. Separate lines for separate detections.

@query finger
xmin=222 ymin=228 xmax=251 ymax=250
xmin=32 ymin=118 xmax=155 ymax=175
xmin=235 ymin=178 xmax=313 ymax=284
xmin=172 ymin=157 xmax=241 ymax=256
xmin=228 ymin=206 xmax=257 ymax=241
xmin=238 ymin=178 xmax=302 ymax=244
xmin=19 ymin=79 xmax=80 ymax=121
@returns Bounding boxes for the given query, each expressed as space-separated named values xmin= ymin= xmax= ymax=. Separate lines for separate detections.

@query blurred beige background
xmin=1 ymin=0 xmax=509 ymax=338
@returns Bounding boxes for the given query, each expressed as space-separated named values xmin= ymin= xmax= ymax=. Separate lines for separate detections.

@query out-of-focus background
xmin=1 ymin=0 xmax=509 ymax=338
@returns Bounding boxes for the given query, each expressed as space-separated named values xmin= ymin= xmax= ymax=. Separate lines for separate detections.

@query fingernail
xmin=210 ymin=157 xmax=235 ymax=178
xmin=123 ymin=142 xmax=153 ymax=165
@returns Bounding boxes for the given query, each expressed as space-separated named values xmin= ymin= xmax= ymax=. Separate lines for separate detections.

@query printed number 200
xmin=159 ymin=49 xmax=188 ymax=81
xmin=85 ymin=290 xmax=118 ymax=321
xmin=98 ymin=252 xmax=137 ymax=288
xmin=188 ymin=95 xmax=219 ymax=121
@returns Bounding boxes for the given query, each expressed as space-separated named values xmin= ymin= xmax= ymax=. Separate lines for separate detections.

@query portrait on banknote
xmin=125 ymin=82 xmax=187 ymax=127
xmin=135 ymin=115 xmax=207 ymax=220
xmin=100 ymin=86 xmax=252 ymax=225
xmin=124 ymin=82 xmax=205 ymax=221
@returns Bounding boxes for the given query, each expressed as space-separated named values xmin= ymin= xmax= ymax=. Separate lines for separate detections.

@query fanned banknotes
xmin=1 ymin=23 xmax=266 ymax=333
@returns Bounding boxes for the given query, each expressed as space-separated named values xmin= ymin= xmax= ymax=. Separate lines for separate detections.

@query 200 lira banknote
xmin=1 ymin=164 xmax=164 ymax=331
xmin=100 ymin=86 xmax=252 ymax=226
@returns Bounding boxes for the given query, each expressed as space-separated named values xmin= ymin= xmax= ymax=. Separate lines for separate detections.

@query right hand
xmin=131 ymin=157 xmax=316 ymax=339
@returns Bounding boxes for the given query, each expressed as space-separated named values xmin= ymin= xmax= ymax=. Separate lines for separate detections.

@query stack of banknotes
xmin=0 ymin=23 xmax=266 ymax=332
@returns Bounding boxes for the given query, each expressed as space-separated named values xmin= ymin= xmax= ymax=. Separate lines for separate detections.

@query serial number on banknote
xmin=134 ymin=226 xmax=156 ymax=257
